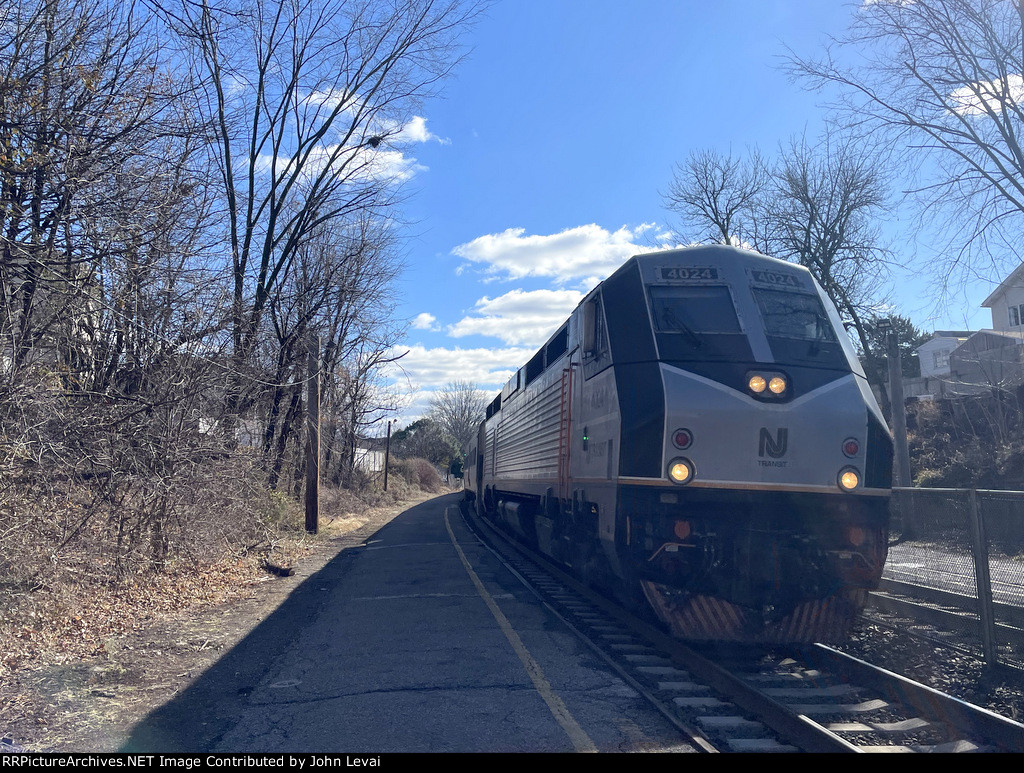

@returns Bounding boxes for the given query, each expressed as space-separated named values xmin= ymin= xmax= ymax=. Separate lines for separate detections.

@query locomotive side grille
xmin=493 ymin=369 xmax=563 ymax=479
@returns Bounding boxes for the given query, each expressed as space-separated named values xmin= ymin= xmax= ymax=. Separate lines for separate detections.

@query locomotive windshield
xmin=752 ymin=287 xmax=849 ymax=370
xmin=647 ymin=285 xmax=753 ymax=362
xmin=649 ymin=285 xmax=741 ymax=334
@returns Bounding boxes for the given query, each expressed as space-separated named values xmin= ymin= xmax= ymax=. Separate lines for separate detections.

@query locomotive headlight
xmin=747 ymin=371 xmax=789 ymax=398
xmin=668 ymin=457 xmax=694 ymax=485
xmin=838 ymin=467 xmax=860 ymax=491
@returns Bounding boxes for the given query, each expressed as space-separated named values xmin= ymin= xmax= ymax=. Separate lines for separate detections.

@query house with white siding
xmin=904 ymin=263 xmax=1024 ymax=398
xmin=983 ymin=262 xmax=1024 ymax=333
xmin=916 ymin=331 xmax=972 ymax=378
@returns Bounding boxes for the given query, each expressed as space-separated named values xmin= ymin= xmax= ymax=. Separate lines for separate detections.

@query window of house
xmin=933 ymin=351 xmax=949 ymax=370
xmin=1010 ymin=305 xmax=1021 ymax=327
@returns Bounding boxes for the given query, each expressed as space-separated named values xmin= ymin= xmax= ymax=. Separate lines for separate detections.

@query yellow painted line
xmin=443 ymin=507 xmax=598 ymax=753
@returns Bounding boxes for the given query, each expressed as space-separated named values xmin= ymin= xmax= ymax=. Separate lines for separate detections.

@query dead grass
xmin=0 ymin=482 xmax=451 ymax=751
xmin=0 ymin=476 xmax=451 ymax=681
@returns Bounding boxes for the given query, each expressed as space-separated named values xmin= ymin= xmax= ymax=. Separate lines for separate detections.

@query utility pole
xmin=305 ymin=335 xmax=321 ymax=534
xmin=885 ymin=323 xmax=913 ymax=487
xmin=383 ymin=420 xmax=392 ymax=491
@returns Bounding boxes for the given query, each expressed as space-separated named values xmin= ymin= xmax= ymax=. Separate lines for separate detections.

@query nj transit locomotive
xmin=464 ymin=245 xmax=892 ymax=643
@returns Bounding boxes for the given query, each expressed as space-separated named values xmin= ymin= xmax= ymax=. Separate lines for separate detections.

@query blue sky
xmin=378 ymin=0 xmax=998 ymax=424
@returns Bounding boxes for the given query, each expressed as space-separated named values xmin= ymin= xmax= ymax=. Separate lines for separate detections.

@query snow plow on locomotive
xmin=464 ymin=245 xmax=892 ymax=643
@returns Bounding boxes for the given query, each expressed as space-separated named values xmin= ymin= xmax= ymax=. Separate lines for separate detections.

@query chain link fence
xmin=886 ymin=488 xmax=1024 ymax=671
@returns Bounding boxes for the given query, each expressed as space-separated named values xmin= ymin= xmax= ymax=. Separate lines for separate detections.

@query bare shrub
xmin=388 ymin=457 xmax=443 ymax=493
xmin=410 ymin=458 xmax=443 ymax=493
xmin=0 ymin=368 xmax=281 ymax=585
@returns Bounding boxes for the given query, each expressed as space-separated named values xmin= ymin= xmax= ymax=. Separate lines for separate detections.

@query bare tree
xmin=165 ymin=0 xmax=480 ymax=422
xmin=664 ymin=148 xmax=767 ymax=245
xmin=662 ymin=133 xmax=895 ymax=409
xmin=789 ymin=0 xmax=1024 ymax=298
xmin=764 ymin=135 xmax=892 ymax=353
xmin=427 ymin=379 xmax=487 ymax=454
xmin=0 ymin=0 xmax=205 ymax=378
xmin=0 ymin=0 xmax=481 ymax=596
xmin=253 ymin=211 xmax=406 ymax=490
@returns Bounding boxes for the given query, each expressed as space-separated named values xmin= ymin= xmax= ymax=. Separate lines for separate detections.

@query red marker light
xmin=673 ymin=428 xmax=693 ymax=450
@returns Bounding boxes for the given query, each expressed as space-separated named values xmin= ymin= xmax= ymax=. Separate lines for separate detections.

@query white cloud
xmin=949 ymin=74 xmax=1024 ymax=116
xmin=393 ymin=115 xmax=449 ymax=145
xmin=411 ymin=312 xmax=440 ymax=330
xmin=382 ymin=344 xmax=533 ymax=426
xmin=298 ymin=91 xmax=433 ymax=142
xmin=383 ymin=344 xmax=532 ymax=393
xmin=253 ymin=105 xmax=441 ymax=185
xmin=451 ymin=223 xmax=665 ymax=283
xmin=448 ymin=288 xmax=584 ymax=346
xmin=255 ymin=141 xmax=426 ymax=186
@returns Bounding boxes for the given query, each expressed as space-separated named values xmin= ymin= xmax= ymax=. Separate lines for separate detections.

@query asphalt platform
xmin=124 ymin=492 xmax=696 ymax=753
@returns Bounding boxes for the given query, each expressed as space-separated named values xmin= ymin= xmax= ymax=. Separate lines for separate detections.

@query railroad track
xmin=866 ymin=578 xmax=1024 ymax=659
xmin=461 ymin=501 xmax=1024 ymax=753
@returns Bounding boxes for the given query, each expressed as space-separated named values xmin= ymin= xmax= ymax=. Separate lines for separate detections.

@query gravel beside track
xmin=836 ymin=609 xmax=1024 ymax=724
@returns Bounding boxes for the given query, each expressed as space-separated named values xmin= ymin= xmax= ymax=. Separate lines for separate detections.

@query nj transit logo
xmin=759 ymin=427 xmax=789 ymax=458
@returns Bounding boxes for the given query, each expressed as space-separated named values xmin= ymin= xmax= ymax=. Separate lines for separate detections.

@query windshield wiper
xmin=662 ymin=309 xmax=702 ymax=348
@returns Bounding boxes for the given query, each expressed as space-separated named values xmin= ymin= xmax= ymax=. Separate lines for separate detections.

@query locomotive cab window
xmin=752 ymin=288 xmax=849 ymax=370
xmin=649 ymin=285 xmax=742 ymax=334
xmin=646 ymin=285 xmax=752 ymax=362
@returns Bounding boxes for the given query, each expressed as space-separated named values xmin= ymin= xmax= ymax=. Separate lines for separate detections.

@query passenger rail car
xmin=464 ymin=245 xmax=892 ymax=643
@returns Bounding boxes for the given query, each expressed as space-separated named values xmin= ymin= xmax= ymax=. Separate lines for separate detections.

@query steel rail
xmin=461 ymin=500 xmax=718 ymax=753
xmin=462 ymin=501 xmax=860 ymax=753
xmin=804 ymin=644 xmax=1024 ymax=753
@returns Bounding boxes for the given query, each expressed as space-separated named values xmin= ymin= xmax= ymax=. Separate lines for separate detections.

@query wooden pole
xmin=888 ymin=328 xmax=913 ymax=488
xmin=305 ymin=335 xmax=320 ymax=534
xmin=383 ymin=420 xmax=391 ymax=491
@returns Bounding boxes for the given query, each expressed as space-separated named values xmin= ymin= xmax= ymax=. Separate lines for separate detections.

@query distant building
xmin=904 ymin=263 xmax=1024 ymax=399
xmin=353 ymin=446 xmax=385 ymax=473
xmin=982 ymin=262 xmax=1024 ymax=333
xmin=948 ymin=329 xmax=1024 ymax=394
xmin=916 ymin=331 xmax=973 ymax=378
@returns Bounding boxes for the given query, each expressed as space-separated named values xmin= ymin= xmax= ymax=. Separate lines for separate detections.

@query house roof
xmin=949 ymin=328 xmax=1024 ymax=356
xmin=982 ymin=262 xmax=1024 ymax=307
xmin=914 ymin=331 xmax=973 ymax=353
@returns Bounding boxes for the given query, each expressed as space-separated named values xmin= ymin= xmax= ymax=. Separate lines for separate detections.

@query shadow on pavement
xmin=122 ymin=494 xmax=455 ymax=752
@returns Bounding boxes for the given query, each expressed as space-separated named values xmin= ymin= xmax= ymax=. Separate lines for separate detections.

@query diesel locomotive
xmin=464 ymin=245 xmax=892 ymax=643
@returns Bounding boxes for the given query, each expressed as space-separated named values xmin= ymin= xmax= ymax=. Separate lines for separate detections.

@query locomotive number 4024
xmin=658 ymin=266 xmax=718 ymax=281
xmin=750 ymin=269 xmax=801 ymax=288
